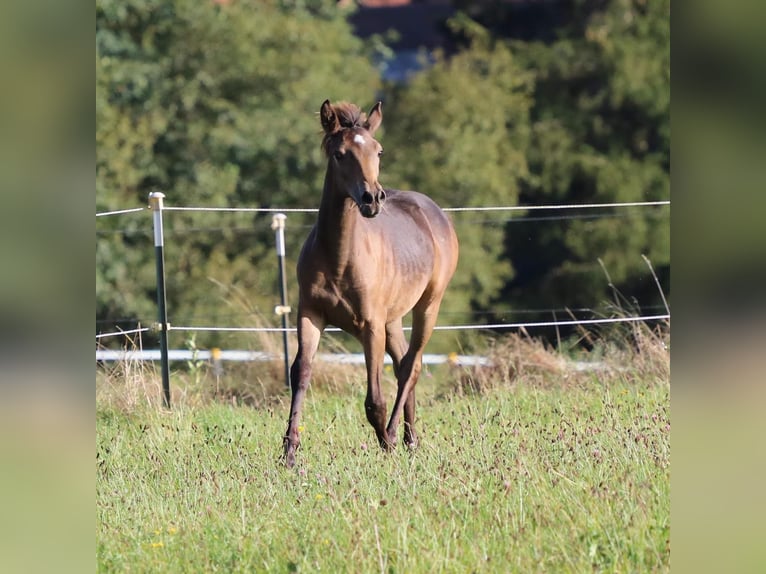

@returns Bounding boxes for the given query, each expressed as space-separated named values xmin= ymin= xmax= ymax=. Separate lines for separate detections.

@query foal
xmin=283 ymin=100 xmax=459 ymax=467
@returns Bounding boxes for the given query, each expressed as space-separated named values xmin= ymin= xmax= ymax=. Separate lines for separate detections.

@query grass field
xmin=97 ymin=329 xmax=670 ymax=572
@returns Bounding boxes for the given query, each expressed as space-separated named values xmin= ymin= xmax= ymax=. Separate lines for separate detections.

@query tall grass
xmin=97 ymin=323 xmax=669 ymax=572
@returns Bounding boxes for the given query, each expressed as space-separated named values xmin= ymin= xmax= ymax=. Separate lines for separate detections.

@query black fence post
xmin=149 ymin=192 xmax=171 ymax=408
xmin=271 ymin=213 xmax=291 ymax=388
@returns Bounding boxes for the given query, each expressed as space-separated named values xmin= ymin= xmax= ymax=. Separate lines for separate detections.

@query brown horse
xmin=282 ymin=100 xmax=459 ymax=468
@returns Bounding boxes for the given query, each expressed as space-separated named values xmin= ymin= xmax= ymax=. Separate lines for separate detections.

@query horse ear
xmin=320 ymin=100 xmax=340 ymax=134
xmin=365 ymin=101 xmax=383 ymax=135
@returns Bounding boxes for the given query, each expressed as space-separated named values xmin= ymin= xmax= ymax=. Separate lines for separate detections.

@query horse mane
xmin=332 ymin=102 xmax=366 ymax=129
xmin=321 ymin=101 xmax=367 ymax=155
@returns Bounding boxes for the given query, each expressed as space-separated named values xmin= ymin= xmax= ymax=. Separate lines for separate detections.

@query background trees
xmin=381 ymin=21 xmax=534 ymax=332
xmin=503 ymin=0 xmax=670 ymax=328
xmin=97 ymin=0 xmax=381 ymax=347
xmin=96 ymin=0 xmax=669 ymax=353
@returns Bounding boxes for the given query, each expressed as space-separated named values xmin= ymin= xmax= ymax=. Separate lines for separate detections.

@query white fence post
xmin=271 ymin=213 xmax=291 ymax=388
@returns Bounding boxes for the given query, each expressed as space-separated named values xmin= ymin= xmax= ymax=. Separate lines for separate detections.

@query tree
xmin=380 ymin=18 xmax=533 ymax=348
xmin=503 ymin=0 xmax=670 ymax=324
xmin=97 ymin=0 xmax=670 ymax=354
xmin=96 ymin=0 xmax=381 ymax=347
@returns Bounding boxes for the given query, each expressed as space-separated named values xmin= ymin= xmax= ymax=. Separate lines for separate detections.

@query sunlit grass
xmin=97 ymin=327 xmax=669 ymax=572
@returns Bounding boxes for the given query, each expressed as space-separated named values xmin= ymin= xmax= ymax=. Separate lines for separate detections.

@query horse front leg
xmin=403 ymin=388 xmax=418 ymax=449
xmin=386 ymin=352 xmax=421 ymax=448
xmin=283 ymin=313 xmax=323 ymax=468
xmin=386 ymin=319 xmax=417 ymax=449
xmin=363 ymin=323 xmax=392 ymax=450
xmin=387 ymin=302 xmax=440 ymax=447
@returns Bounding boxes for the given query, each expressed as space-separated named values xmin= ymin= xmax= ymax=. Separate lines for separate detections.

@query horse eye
xmin=377 ymin=149 xmax=384 ymax=158
xmin=333 ymin=150 xmax=344 ymax=161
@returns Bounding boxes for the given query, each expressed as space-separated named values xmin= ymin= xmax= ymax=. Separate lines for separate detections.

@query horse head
xmin=320 ymin=100 xmax=385 ymax=218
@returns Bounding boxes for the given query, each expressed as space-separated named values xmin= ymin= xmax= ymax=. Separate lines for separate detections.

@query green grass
xmin=97 ymin=333 xmax=670 ymax=572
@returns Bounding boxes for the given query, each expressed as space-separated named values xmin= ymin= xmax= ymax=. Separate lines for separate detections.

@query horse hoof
xmin=378 ymin=435 xmax=396 ymax=451
xmin=283 ymin=446 xmax=297 ymax=468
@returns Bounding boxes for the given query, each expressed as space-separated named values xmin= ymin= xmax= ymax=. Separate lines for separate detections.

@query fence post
xmin=271 ymin=213 xmax=291 ymax=388
xmin=149 ymin=192 xmax=171 ymax=408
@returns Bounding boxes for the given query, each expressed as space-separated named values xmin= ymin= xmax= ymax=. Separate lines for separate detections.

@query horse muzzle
xmin=358 ymin=188 xmax=386 ymax=218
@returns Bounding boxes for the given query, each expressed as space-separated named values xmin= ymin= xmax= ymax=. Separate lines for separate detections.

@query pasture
xmin=96 ymin=331 xmax=670 ymax=572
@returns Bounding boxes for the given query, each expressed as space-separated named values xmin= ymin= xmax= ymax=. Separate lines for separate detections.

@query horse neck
xmin=316 ymin=170 xmax=360 ymax=270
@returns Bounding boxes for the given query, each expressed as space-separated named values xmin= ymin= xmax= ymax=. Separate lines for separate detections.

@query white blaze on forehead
xmin=353 ymin=134 xmax=366 ymax=145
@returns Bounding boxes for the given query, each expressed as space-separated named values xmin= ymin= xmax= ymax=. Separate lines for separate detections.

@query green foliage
xmin=96 ymin=0 xmax=670 ymax=352
xmin=381 ymin=22 xmax=533 ymax=326
xmin=96 ymin=0 xmax=380 ymax=345
xmin=505 ymin=0 xmax=670 ymax=313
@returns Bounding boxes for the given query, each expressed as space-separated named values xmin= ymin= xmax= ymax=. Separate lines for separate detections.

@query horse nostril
xmin=361 ymin=191 xmax=374 ymax=205
xmin=379 ymin=190 xmax=386 ymax=202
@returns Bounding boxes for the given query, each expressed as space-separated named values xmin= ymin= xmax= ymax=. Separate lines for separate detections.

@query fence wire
xmin=96 ymin=314 xmax=669 ymax=341
xmin=96 ymin=199 xmax=670 ymax=342
xmin=96 ymin=200 xmax=669 ymax=218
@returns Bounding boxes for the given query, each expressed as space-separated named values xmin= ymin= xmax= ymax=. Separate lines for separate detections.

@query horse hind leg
xmin=386 ymin=352 xmax=421 ymax=448
xmin=385 ymin=318 xmax=407 ymax=379
xmin=385 ymin=320 xmax=418 ymax=448
xmin=403 ymin=386 xmax=418 ymax=448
